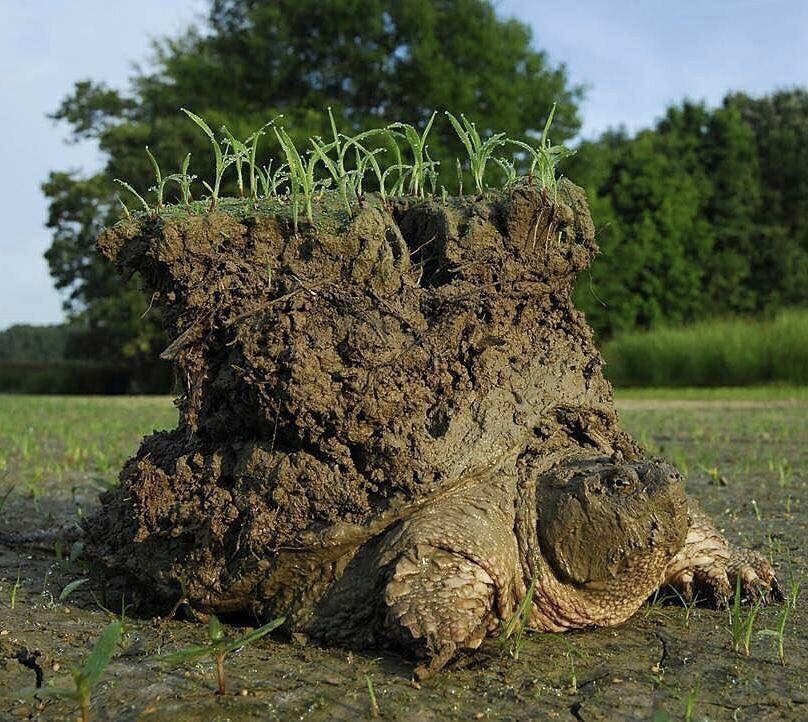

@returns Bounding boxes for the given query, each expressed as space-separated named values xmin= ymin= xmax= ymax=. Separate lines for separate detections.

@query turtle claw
xmin=729 ymin=548 xmax=782 ymax=607
xmin=664 ymin=503 xmax=784 ymax=612
xmin=769 ymin=576 xmax=786 ymax=604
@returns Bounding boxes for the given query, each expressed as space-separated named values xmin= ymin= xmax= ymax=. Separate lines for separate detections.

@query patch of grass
xmin=181 ymin=108 xmax=236 ymax=210
xmin=509 ymin=104 xmax=576 ymax=199
xmin=758 ymin=572 xmax=801 ymax=665
xmin=605 ymin=309 xmax=808 ymax=387
xmin=682 ymin=683 xmax=699 ymax=722
xmin=445 ymin=112 xmax=507 ymax=194
xmin=365 ymin=675 xmax=380 ymax=718
xmin=500 ymin=576 xmax=537 ymax=660
xmin=9 ymin=572 xmax=21 ymax=609
xmin=156 ymin=615 xmax=284 ymax=695
xmin=728 ymin=577 xmax=762 ymax=656
xmin=30 ymin=620 xmax=122 ymax=722
xmin=0 ymin=396 xmax=176 ymax=498
xmin=115 ymin=106 xmax=570 ymax=227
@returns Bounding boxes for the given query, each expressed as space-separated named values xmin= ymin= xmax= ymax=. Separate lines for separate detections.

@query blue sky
xmin=1 ymin=0 xmax=806 ymax=330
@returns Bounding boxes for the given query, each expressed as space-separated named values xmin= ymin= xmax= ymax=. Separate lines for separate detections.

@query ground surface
xmin=0 ymin=390 xmax=804 ymax=721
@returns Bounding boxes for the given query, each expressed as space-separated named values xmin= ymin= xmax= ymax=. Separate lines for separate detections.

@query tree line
xmin=569 ymin=91 xmax=808 ymax=336
xmin=33 ymin=0 xmax=806 ymax=383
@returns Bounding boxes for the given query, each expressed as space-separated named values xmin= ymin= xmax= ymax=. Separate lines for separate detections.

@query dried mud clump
xmin=87 ymin=180 xmax=636 ymax=614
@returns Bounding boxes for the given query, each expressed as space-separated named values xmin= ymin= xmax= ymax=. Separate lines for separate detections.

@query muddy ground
xmin=0 ymin=394 xmax=804 ymax=721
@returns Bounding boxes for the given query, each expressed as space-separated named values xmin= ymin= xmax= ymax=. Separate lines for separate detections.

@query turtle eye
xmin=611 ymin=476 xmax=633 ymax=492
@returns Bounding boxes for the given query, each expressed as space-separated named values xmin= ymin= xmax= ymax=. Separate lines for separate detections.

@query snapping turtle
xmin=86 ymin=180 xmax=781 ymax=676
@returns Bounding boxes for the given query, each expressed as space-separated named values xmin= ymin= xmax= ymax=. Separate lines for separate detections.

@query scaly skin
xmin=664 ymin=500 xmax=783 ymax=606
xmin=300 ymin=454 xmax=781 ymax=679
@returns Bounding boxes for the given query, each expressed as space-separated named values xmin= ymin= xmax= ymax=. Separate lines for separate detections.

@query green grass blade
xmin=59 ymin=578 xmax=89 ymax=602
xmin=222 ymin=616 xmax=285 ymax=653
xmin=113 ymin=179 xmax=150 ymax=213
xmin=145 ymin=146 xmax=162 ymax=184
xmin=77 ymin=621 xmax=122 ymax=689
xmin=181 ymin=107 xmax=215 ymax=141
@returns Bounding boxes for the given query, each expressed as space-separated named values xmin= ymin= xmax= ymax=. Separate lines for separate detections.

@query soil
xmin=0 ymin=397 xmax=804 ymax=720
xmin=87 ymin=180 xmax=635 ymax=622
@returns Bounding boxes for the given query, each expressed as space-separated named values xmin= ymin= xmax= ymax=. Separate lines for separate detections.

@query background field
xmin=0 ymin=392 xmax=804 ymax=720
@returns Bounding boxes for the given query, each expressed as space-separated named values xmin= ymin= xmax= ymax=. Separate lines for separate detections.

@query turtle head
xmin=532 ymin=457 xmax=688 ymax=626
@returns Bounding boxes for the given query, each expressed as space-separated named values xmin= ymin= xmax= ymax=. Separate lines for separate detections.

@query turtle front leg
xmin=383 ymin=543 xmax=498 ymax=680
xmin=663 ymin=500 xmax=783 ymax=606
xmin=377 ymin=469 xmax=522 ymax=679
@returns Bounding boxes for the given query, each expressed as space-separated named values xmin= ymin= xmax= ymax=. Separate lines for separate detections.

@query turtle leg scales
xmin=383 ymin=544 xmax=497 ymax=680
xmin=663 ymin=501 xmax=783 ymax=607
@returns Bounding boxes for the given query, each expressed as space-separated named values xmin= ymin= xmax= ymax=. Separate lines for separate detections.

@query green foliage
xmin=445 ymin=112 xmax=507 ymax=193
xmin=604 ymin=308 xmax=808 ymax=387
xmin=274 ymin=125 xmax=325 ymax=230
xmin=117 ymin=107 xmax=570 ymax=227
xmin=32 ymin=621 xmax=122 ymax=722
xmin=758 ymin=571 xmax=801 ymax=665
xmin=500 ymin=576 xmax=537 ymax=660
xmin=0 ymin=395 xmax=178 ymax=499
xmin=509 ymin=103 xmax=575 ymax=197
xmin=157 ymin=615 xmax=284 ymax=695
xmin=0 ymin=324 xmax=70 ymax=362
xmin=728 ymin=577 xmax=762 ymax=656
xmin=573 ymin=90 xmax=808 ymax=338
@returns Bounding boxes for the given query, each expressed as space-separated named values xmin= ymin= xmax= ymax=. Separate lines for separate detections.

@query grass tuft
xmin=27 ymin=620 xmax=122 ymax=722
xmin=116 ymin=106 xmax=570 ymax=227
xmin=156 ymin=615 xmax=284 ymax=696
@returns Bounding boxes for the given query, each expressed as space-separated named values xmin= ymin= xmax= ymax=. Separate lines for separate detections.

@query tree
xmin=44 ymin=0 xmax=583 ymax=363
xmin=573 ymin=91 xmax=808 ymax=338
xmin=0 ymin=324 xmax=70 ymax=362
xmin=725 ymin=90 xmax=808 ymax=309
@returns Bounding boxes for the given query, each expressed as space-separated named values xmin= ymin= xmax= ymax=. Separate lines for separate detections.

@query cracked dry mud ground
xmin=0 ymin=394 xmax=805 ymax=721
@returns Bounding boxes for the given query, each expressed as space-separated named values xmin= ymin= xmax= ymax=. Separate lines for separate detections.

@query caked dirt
xmin=85 ymin=181 xmax=638 ymax=622
xmin=0 ymin=397 xmax=805 ymax=720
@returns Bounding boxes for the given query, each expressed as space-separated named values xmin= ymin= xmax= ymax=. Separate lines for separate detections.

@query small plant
xmin=10 ymin=572 xmax=21 ymax=608
xmin=758 ymin=573 xmax=801 ymax=664
xmin=500 ymin=576 xmax=537 ymax=660
xmin=494 ymin=157 xmax=519 ymax=189
xmin=114 ymin=105 xmax=572 ymax=220
xmin=256 ymin=159 xmax=290 ymax=200
xmin=445 ymin=112 xmax=507 ymax=194
xmin=167 ymin=153 xmax=195 ymax=206
xmin=145 ymin=146 xmax=171 ymax=210
xmin=682 ymin=683 xmax=700 ymax=722
xmin=59 ymin=578 xmax=90 ymax=602
xmin=181 ymin=108 xmax=235 ymax=210
xmin=562 ymin=638 xmax=578 ymax=692
xmin=728 ymin=576 xmax=762 ymax=656
xmin=275 ymin=126 xmax=324 ymax=232
xmin=667 ymin=585 xmax=700 ymax=627
xmin=222 ymin=120 xmax=277 ymax=199
xmin=366 ymin=675 xmax=380 ymax=718
xmin=113 ymin=179 xmax=150 ymax=214
xmin=509 ymin=103 xmax=574 ymax=197
xmin=31 ymin=620 xmax=122 ymax=722
xmin=387 ymin=112 xmax=438 ymax=198
xmin=156 ymin=615 xmax=284 ymax=695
